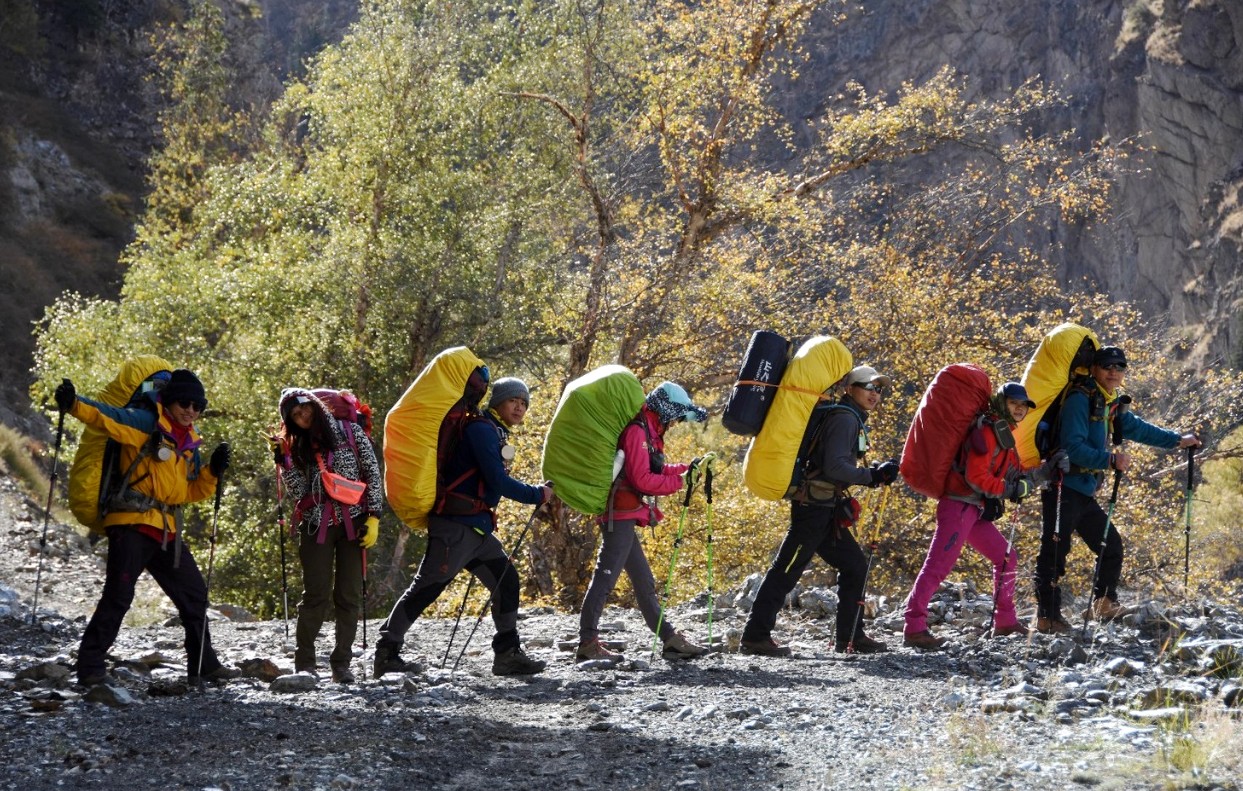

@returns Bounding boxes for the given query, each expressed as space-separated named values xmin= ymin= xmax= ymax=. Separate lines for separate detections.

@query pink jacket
xmin=603 ymin=406 xmax=688 ymax=526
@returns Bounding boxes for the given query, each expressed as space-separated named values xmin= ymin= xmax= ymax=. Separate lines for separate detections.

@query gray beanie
xmin=488 ymin=377 xmax=530 ymax=410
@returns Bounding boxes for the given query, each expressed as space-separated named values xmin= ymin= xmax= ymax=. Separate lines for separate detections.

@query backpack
xmin=899 ymin=364 xmax=992 ymax=500
xmin=1013 ymin=323 xmax=1099 ymax=468
xmin=383 ymin=346 xmax=487 ymax=531
xmin=785 ymin=401 xmax=859 ymax=500
xmin=310 ymin=388 xmax=373 ymax=440
xmin=721 ymin=330 xmax=792 ymax=436
xmin=742 ymin=335 xmax=853 ymax=501
xmin=541 ymin=365 xmax=646 ymax=516
xmin=67 ymin=355 xmax=173 ymax=533
xmin=431 ymin=398 xmax=492 ymax=517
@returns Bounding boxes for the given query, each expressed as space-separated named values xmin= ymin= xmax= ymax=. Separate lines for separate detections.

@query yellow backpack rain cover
xmin=1014 ymin=323 xmax=1099 ymax=468
xmin=742 ymin=336 xmax=853 ymax=500
xmin=67 ymin=355 xmax=173 ymax=533
xmin=384 ymin=346 xmax=485 ymax=531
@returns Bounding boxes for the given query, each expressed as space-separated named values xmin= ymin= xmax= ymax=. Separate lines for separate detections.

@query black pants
xmin=377 ymin=515 xmax=522 ymax=653
xmin=1033 ymin=484 xmax=1123 ymax=619
xmin=78 ymin=526 xmax=222 ymax=679
xmin=742 ymin=501 xmax=868 ymax=646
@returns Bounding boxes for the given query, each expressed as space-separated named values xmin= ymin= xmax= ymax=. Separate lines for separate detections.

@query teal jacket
xmin=1058 ymin=385 xmax=1180 ymax=497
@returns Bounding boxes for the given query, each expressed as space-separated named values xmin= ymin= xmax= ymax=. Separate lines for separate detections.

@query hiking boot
xmin=1084 ymin=597 xmax=1127 ymax=622
xmin=202 ymin=665 xmax=242 ymax=683
xmin=78 ymin=670 xmax=112 ymax=687
xmin=836 ymin=633 xmax=889 ymax=654
xmin=576 ymin=638 xmax=623 ymax=662
xmin=991 ymin=623 xmax=1029 ymax=638
xmin=739 ymin=637 xmax=791 ymax=657
xmin=492 ymin=647 xmax=546 ymax=676
xmin=662 ymin=631 xmax=708 ymax=660
xmin=373 ymin=644 xmax=420 ymax=677
xmin=1035 ymin=616 xmax=1073 ymax=634
xmin=903 ymin=630 xmax=947 ymax=651
xmin=331 ymin=666 xmax=355 ymax=684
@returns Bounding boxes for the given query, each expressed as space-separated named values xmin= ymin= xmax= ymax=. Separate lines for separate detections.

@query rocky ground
xmin=1 ymin=473 xmax=1241 ymax=791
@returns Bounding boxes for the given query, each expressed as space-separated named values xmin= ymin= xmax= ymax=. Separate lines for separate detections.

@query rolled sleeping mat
xmin=721 ymin=330 xmax=792 ymax=437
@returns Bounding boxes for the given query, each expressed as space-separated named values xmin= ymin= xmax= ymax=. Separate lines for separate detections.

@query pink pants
xmin=902 ymin=499 xmax=1019 ymax=634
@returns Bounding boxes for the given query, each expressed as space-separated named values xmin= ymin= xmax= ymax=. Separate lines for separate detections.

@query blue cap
xmin=999 ymin=381 xmax=1035 ymax=408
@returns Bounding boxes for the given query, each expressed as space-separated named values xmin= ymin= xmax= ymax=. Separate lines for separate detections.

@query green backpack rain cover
xmin=541 ymin=365 xmax=646 ymax=516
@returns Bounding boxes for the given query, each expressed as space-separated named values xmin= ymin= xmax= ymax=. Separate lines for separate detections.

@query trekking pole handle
xmin=1186 ymin=446 xmax=1194 ymax=491
xmin=703 ymin=466 xmax=713 ymax=505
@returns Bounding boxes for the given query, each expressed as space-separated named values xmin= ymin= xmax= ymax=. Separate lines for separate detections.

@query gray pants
xmin=579 ymin=519 xmax=674 ymax=643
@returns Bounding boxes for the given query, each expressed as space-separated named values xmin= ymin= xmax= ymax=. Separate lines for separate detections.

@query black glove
xmin=209 ymin=442 xmax=231 ymax=476
xmin=54 ymin=378 xmax=76 ymax=412
xmin=869 ymin=460 xmax=899 ymax=487
xmin=1003 ymin=473 xmax=1033 ymax=503
xmin=981 ymin=498 xmax=1005 ymax=522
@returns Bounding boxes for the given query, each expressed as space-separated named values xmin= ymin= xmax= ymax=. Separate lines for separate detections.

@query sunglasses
xmin=175 ymin=399 xmax=208 ymax=412
xmin=852 ymin=382 xmax=885 ymax=392
xmin=1099 ymin=363 xmax=1126 ymax=372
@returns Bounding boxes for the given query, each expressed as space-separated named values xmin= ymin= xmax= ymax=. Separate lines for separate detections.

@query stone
xmin=270 ymin=672 xmax=319 ymax=693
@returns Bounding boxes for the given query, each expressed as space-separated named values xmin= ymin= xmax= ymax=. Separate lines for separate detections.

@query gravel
xmin=1 ymin=475 xmax=1240 ymax=790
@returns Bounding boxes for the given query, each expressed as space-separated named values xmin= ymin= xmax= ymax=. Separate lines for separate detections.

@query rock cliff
xmin=1 ymin=0 xmax=1238 ymax=429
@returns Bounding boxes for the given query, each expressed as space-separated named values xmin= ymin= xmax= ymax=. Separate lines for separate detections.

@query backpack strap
xmin=432 ymin=409 xmax=491 ymax=520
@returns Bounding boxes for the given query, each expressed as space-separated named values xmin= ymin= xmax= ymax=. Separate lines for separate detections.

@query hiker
xmin=576 ymin=382 xmax=710 ymax=662
xmin=273 ymin=388 xmax=382 ymax=683
xmin=54 ymin=370 xmax=240 ymax=686
xmin=740 ymin=365 xmax=899 ymax=657
xmin=1033 ymin=346 xmax=1200 ymax=632
xmin=374 ymin=369 xmax=553 ymax=677
xmin=902 ymin=382 xmax=1068 ymax=650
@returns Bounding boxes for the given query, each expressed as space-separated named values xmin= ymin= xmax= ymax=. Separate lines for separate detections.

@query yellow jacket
xmin=71 ymin=395 xmax=219 ymax=533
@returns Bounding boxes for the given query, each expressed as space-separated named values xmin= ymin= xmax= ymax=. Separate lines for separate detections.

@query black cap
xmin=1093 ymin=346 xmax=1127 ymax=369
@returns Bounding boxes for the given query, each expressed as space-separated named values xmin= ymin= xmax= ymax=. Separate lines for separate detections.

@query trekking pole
xmin=1083 ymin=395 xmax=1131 ymax=638
xmin=1183 ymin=446 xmax=1194 ymax=592
xmin=651 ymin=460 xmax=700 ymax=659
xmin=441 ymin=575 xmax=477 ymax=669
xmin=452 ymin=503 xmax=543 ymax=672
xmin=847 ymin=485 xmax=890 ymax=654
xmin=703 ymin=462 xmax=716 ymax=652
xmin=31 ymin=398 xmax=67 ymax=626
xmin=198 ymin=466 xmax=225 ymax=677
xmin=274 ymin=470 xmax=290 ymax=642
xmin=1046 ymin=473 xmax=1065 ymax=625
xmin=360 ymin=547 xmax=369 ymax=652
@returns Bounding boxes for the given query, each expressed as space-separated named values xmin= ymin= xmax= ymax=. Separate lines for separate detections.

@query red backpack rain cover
xmin=899 ymin=364 xmax=992 ymax=500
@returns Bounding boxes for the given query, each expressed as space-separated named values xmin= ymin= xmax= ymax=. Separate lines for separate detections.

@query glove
xmin=1003 ymin=474 xmax=1033 ymax=503
xmin=868 ymin=460 xmax=899 ymax=487
xmin=1048 ymin=449 xmax=1070 ymax=474
xmin=360 ymin=516 xmax=379 ymax=549
xmin=209 ymin=442 xmax=231 ymax=476
xmin=54 ymin=379 xmax=76 ymax=412
xmin=270 ymin=437 xmax=288 ymax=468
xmin=1031 ymin=450 xmax=1070 ymax=488
xmin=981 ymin=498 xmax=1005 ymax=522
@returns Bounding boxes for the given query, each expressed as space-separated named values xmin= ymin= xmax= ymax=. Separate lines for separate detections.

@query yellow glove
xmin=361 ymin=516 xmax=380 ymax=549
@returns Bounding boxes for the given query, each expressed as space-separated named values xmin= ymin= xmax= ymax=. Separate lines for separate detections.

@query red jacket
xmin=942 ymin=417 xmax=1023 ymax=504
xmin=600 ymin=406 xmax=688 ymax=526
